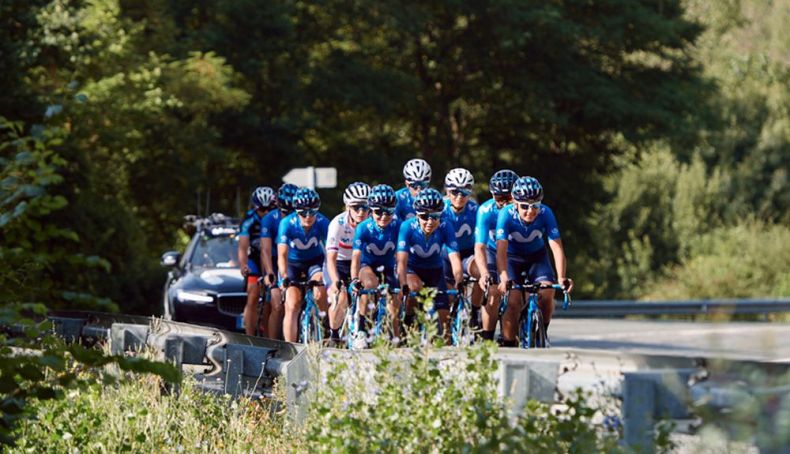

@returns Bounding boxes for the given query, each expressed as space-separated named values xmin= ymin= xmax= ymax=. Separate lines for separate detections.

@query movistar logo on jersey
xmin=455 ymin=224 xmax=472 ymax=238
xmin=367 ymin=242 xmax=395 ymax=256
xmin=510 ymin=230 xmax=543 ymax=243
xmin=290 ymin=237 xmax=320 ymax=250
xmin=411 ymin=243 xmax=441 ymax=258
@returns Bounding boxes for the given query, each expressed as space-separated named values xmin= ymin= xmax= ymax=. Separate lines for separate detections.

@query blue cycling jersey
xmin=276 ymin=212 xmax=330 ymax=262
xmin=260 ymin=209 xmax=285 ymax=261
xmin=475 ymin=198 xmax=509 ymax=251
xmin=395 ymin=187 xmax=416 ymax=220
xmin=353 ymin=217 xmax=401 ymax=268
xmin=397 ymin=217 xmax=458 ymax=269
xmin=442 ymin=198 xmax=478 ymax=252
xmin=239 ymin=209 xmax=263 ymax=256
xmin=495 ymin=204 xmax=561 ymax=256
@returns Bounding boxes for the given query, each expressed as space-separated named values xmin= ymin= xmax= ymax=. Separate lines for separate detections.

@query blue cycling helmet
xmin=293 ymin=187 xmax=321 ymax=210
xmin=368 ymin=184 xmax=397 ymax=208
xmin=250 ymin=186 xmax=276 ymax=210
xmin=277 ymin=183 xmax=299 ymax=210
xmin=512 ymin=176 xmax=544 ymax=203
xmin=489 ymin=169 xmax=519 ymax=195
xmin=413 ymin=188 xmax=444 ymax=213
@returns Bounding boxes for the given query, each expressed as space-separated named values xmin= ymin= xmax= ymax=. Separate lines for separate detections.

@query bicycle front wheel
xmin=300 ymin=308 xmax=323 ymax=345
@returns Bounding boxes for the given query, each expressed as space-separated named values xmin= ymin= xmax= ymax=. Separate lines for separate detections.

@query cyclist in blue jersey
xmin=277 ymin=188 xmax=330 ymax=342
xmin=261 ymin=183 xmax=298 ymax=340
xmin=441 ymin=168 xmax=482 ymax=323
xmin=495 ymin=177 xmax=574 ymax=347
xmin=325 ymin=182 xmax=371 ymax=346
xmin=238 ymin=186 xmax=276 ymax=336
xmin=397 ymin=188 xmax=464 ymax=339
xmin=395 ymin=158 xmax=432 ymax=220
xmin=473 ymin=169 xmax=518 ymax=342
xmin=349 ymin=184 xmax=401 ymax=348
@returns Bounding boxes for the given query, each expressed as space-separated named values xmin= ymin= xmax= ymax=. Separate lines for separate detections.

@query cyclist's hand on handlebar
xmin=400 ymin=284 xmax=410 ymax=298
xmin=278 ymin=277 xmax=290 ymax=289
xmin=456 ymin=281 xmax=465 ymax=293
xmin=263 ymin=273 xmax=276 ymax=286
xmin=497 ymin=280 xmax=509 ymax=296
xmin=559 ymin=277 xmax=574 ymax=294
xmin=349 ymin=278 xmax=362 ymax=295
xmin=240 ymin=265 xmax=250 ymax=277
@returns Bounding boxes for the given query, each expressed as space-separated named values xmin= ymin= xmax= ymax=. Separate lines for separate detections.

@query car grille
xmin=216 ymin=293 xmax=247 ymax=316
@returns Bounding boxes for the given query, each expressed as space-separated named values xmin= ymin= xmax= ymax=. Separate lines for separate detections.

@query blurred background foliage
xmin=1 ymin=0 xmax=787 ymax=313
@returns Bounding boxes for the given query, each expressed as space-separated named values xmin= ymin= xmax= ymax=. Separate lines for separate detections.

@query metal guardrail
xmin=45 ymin=311 xmax=790 ymax=452
xmin=554 ymin=298 xmax=790 ymax=318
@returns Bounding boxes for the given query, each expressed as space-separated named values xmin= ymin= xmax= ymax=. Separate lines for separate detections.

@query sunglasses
xmin=371 ymin=207 xmax=395 ymax=217
xmin=518 ymin=202 xmax=542 ymax=211
xmin=349 ymin=204 xmax=369 ymax=213
xmin=407 ymin=180 xmax=429 ymax=190
xmin=297 ymin=209 xmax=318 ymax=217
xmin=417 ymin=212 xmax=442 ymax=221
xmin=449 ymin=188 xmax=472 ymax=197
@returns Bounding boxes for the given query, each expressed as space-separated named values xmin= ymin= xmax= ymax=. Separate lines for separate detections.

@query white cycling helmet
xmin=250 ymin=186 xmax=276 ymax=210
xmin=403 ymin=158 xmax=432 ymax=182
xmin=343 ymin=181 xmax=371 ymax=205
xmin=444 ymin=168 xmax=474 ymax=189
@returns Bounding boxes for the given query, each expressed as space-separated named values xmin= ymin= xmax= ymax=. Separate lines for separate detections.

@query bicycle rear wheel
xmin=530 ymin=309 xmax=548 ymax=348
xmin=452 ymin=298 xmax=473 ymax=346
xmin=300 ymin=307 xmax=323 ymax=345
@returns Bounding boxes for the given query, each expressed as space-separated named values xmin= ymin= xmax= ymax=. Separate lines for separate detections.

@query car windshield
xmin=189 ymin=234 xmax=239 ymax=269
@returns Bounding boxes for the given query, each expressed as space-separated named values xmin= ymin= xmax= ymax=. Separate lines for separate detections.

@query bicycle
xmin=449 ymin=277 xmax=494 ymax=346
xmin=255 ymin=277 xmax=271 ymax=337
xmin=286 ymin=279 xmax=325 ymax=345
xmin=500 ymin=278 xmax=571 ymax=348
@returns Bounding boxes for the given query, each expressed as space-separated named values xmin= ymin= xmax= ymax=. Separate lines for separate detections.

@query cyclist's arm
xmin=350 ymin=249 xmax=362 ymax=280
xmin=496 ymin=239 xmax=509 ymax=285
xmin=548 ymin=238 xmax=571 ymax=292
xmin=326 ymin=250 xmax=340 ymax=284
xmin=277 ymin=244 xmax=288 ymax=281
xmin=474 ymin=243 xmax=488 ymax=280
xmin=262 ymin=237 xmax=274 ymax=276
xmin=238 ymin=236 xmax=250 ymax=274
xmin=397 ymin=251 xmax=409 ymax=287
xmin=448 ymin=251 xmax=463 ymax=286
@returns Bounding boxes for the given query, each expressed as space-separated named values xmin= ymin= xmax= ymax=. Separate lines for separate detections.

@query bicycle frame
xmin=502 ymin=282 xmax=570 ymax=349
xmin=288 ymin=280 xmax=323 ymax=345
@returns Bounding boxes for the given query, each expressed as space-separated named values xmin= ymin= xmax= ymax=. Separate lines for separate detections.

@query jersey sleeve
xmin=276 ymin=216 xmax=290 ymax=245
xmin=326 ymin=217 xmax=341 ymax=252
xmin=239 ymin=215 xmax=254 ymax=237
xmin=353 ymin=223 xmax=366 ymax=251
xmin=542 ymin=206 xmax=561 ymax=240
xmin=474 ymin=203 xmax=489 ymax=245
xmin=495 ymin=207 xmax=510 ymax=242
xmin=397 ymin=219 xmax=411 ymax=252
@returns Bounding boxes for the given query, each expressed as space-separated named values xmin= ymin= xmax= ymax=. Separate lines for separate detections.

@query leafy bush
xmin=11 ymin=370 xmax=290 ymax=453
xmin=645 ymin=221 xmax=790 ymax=299
xmin=304 ymin=338 xmax=626 ymax=452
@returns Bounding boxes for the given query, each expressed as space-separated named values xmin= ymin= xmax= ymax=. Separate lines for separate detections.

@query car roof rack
xmin=183 ymin=213 xmax=239 ymax=236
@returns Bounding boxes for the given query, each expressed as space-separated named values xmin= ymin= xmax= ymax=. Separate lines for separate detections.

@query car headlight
xmin=176 ymin=290 xmax=214 ymax=303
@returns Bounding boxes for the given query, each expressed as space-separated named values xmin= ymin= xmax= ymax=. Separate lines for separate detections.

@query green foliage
xmin=305 ymin=342 xmax=624 ymax=452
xmin=646 ymin=221 xmax=790 ymax=299
xmin=0 ymin=304 xmax=180 ymax=446
xmin=10 ymin=371 xmax=277 ymax=452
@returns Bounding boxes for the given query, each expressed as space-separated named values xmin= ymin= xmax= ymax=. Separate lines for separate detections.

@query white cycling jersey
xmin=326 ymin=211 xmax=357 ymax=261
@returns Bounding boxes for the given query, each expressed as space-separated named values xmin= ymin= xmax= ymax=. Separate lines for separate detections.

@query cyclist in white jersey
xmin=325 ymin=182 xmax=371 ymax=345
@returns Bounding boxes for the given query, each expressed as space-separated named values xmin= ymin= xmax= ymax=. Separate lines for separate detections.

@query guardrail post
xmin=224 ymin=346 xmax=244 ymax=398
xmin=623 ymin=369 xmax=694 ymax=452
xmin=163 ymin=337 xmax=184 ymax=395
xmin=497 ymin=359 xmax=559 ymax=416
xmin=50 ymin=317 xmax=86 ymax=342
xmin=110 ymin=323 xmax=149 ymax=355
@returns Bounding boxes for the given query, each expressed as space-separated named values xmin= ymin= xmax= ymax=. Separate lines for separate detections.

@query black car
xmin=161 ymin=214 xmax=247 ymax=331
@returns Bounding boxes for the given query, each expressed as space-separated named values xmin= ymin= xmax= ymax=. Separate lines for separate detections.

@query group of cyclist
xmin=237 ymin=159 xmax=573 ymax=348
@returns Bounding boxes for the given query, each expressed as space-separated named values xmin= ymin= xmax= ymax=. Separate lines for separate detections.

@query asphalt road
xmin=550 ymin=318 xmax=790 ymax=362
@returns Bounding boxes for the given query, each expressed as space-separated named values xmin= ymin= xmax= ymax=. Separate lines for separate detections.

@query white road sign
xmin=282 ymin=166 xmax=337 ymax=189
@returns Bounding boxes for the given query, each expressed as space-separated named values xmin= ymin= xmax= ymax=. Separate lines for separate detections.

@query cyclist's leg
xmin=358 ymin=265 xmax=380 ymax=334
xmin=382 ymin=267 xmax=401 ymax=339
xmin=268 ymin=287 xmax=283 ymax=339
xmin=283 ymin=264 xmax=306 ymax=342
xmin=501 ymin=258 xmax=526 ymax=345
xmin=326 ymin=260 xmax=350 ymax=338
xmin=463 ymin=254 xmax=482 ymax=327
xmin=528 ymin=250 xmax=557 ymax=328
xmin=405 ymin=267 xmax=424 ymax=329
xmin=243 ymin=259 xmax=262 ymax=336
xmin=480 ymin=249 xmax=500 ymax=341
xmin=422 ymin=265 xmax=451 ymax=343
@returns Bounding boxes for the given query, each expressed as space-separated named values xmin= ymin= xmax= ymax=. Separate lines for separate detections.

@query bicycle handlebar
xmin=505 ymin=282 xmax=572 ymax=310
